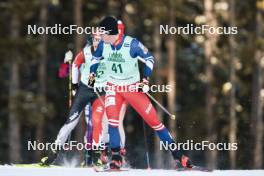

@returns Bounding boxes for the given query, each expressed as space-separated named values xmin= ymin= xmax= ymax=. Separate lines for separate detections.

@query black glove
xmin=72 ymin=83 xmax=79 ymax=96
xmin=88 ymin=73 xmax=95 ymax=87
xmin=72 ymin=83 xmax=79 ymax=91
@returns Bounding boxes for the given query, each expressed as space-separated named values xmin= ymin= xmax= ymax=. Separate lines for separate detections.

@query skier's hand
xmin=138 ymin=77 xmax=150 ymax=92
xmin=88 ymin=73 xmax=95 ymax=87
xmin=64 ymin=50 xmax=73 ymax=63
xmin=141 ymin=77 xmax=149 ymax=85
xmin=72 ymin=83 xmax=79 ymax=96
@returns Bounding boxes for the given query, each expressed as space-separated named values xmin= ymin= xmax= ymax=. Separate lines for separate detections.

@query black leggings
xmin=55 ymin=82 xmax=98 ymax=145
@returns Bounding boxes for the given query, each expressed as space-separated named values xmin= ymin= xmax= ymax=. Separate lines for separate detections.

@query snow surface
xmin=0 ymin=166 xmax=264 ymax=176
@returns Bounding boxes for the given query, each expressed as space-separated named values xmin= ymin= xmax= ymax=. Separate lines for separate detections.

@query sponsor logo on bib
xmin=108 ymin=52 xmax=125 ymax=62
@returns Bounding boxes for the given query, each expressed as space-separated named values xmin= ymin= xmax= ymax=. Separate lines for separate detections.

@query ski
xmin=11 ymin=163 xmax=62 ymax=168
xmin=94 ymin=168 xmax=130 ymax=172
xmin=93 ymin=163 xmax=130 ymax=172
xmin=176 ymin=165 xmax=213 ymax=172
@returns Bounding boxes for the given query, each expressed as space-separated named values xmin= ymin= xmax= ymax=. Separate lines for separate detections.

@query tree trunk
xmin=153 ymin=17 xmax=164 ymax=168
xmin=228 ymin=0 xmax=237 ymax=169
xmin=74 ymin=0 xmax=84 ymax=151
xmin=8 ymin=10 xmax=21 ymax=163
xmin=251 ymin=3 xmax=263 ymax=168
xmin=167 ymin=0 xmax=177 ymax=141
xmin=36 ymin=0 xmax=48 ymax=160
xmin=74 ymin=0 xmax=83 ymax=54
xmin=166 ymin=0 xmax=177 ymax=168
xmin=204 ymin=0 xmax=218 ymax=170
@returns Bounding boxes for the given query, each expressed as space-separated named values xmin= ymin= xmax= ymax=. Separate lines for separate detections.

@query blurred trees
xmin=0 ymin=0 xmax=263 ymax=169
xmin=73 ymin=0 xmax=84 ymax=148
xmin=204 ymin=0 xmax=218 ymax=169
xmin=8 ymin=4 xmax=21 ymax=162
xmin=167 ymin=0 xmax=177 ymax=139
xmin=166 ymin=0 xmax=177 ymax=168
xmin=228 ymin=0 xmax=237 ymax=169
xmin=36 ymin=0 xmax=49 ymax=159
xmin=251 ymin=0 xmax=264 ymax=169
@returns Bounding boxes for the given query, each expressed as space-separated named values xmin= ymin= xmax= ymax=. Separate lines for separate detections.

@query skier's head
xmin=86 ymin=31 xmax=101 ymax=52
xmin=92 ymin=31 xmax=101 ymax=50
xmin=99 ymin=16 xmax=119 ymax=44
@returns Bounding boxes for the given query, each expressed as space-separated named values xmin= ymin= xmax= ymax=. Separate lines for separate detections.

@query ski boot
xmin=109 ymin=148 xmax=122 ymax=170
xmin=92 ymin=150 xmax=105 ymax=171
xmin=120 ymin=148 xmax=131 ymax=170
xmin=82 ymin=149 xmax=93 ymax=167
xmin=40 ymin=149 xmax=58 ymax=166
xmin=171 ymin=147 xmax=193 ymax=170
xmin=174 ymin=155 xmax=193 ymax=170
xmin=100 ymin=146 xmax=110 ymax=164
xmin=174 ymin=155 xmax=210 ymax=171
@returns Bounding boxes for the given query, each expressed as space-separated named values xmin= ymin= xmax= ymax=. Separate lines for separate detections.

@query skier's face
xmin=92 ymin=31 xmax=101 ymax=50
xmin=92 ymin=37 xmax=101 ymax=50
xmin=101 ymin=34 xmax=117 ymax=44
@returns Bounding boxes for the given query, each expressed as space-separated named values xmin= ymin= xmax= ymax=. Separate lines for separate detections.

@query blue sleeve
xmin=90 ymin=41 xmax=104 ymax=73
xmin=130 ymin=39 xmax=154 ymax=78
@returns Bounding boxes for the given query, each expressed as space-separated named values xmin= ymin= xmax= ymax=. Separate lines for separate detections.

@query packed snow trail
xmin=0 ymin=166 xmax=264 ymax=176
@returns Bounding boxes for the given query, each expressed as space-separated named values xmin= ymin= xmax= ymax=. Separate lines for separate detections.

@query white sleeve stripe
xmin=144 ymin=56 xmax=154 ymax=60
xmin=91 ymin=59 xmax=99 ymax=64
xmin=92 ymin=56 xmax=100 ymax=61
xmin=72 ymin=63 xmax=79 ymax=84
xmin=146 ymin=60 xmax=154 ymax=70
xmin=137 ymin=57 xmax=146 ymax=63
xmin=147 ymin=59 xmax=154 ymax=63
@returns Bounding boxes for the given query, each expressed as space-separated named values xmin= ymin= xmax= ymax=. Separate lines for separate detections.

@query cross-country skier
xmin=40 ymin=22 xmax=129 ymax=168
xmin=71 ymin=37 xmax=97 ymax=166
xmin=71 ymin=26 xmax=129 ymax=168
xmin=90 ymin=16 xmax=194 ymax=170
xmin=89 ymin=20 xmax=130 ymax=169
xmin=40 ymin=33 xmax=101 ymax=166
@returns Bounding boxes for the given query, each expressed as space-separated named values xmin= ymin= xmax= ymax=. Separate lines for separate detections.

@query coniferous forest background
xmin=0 ymin=0 xmax=264 ymax=170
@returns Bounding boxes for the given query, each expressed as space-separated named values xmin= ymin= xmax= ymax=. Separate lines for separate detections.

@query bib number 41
xmin=112 ymin=63 xmax=123 ymax=73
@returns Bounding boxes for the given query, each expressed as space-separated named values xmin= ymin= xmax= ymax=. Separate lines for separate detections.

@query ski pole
xmin=142 ymin=120 xmax=151 ymax=169
xmin=64 ymin=50 xmax=73 ymax=142
xmin=64 ymin=50 xmax=74 ymax=108
xmin=145 ymin=91 xmax=176 ymax=120
xmin=68 ymin=61 xmax=72 ymax=107
xmin=135 ymin=57 xmax=176 ymax=120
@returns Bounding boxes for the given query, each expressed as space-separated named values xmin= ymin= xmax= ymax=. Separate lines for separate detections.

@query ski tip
xmin=176 ymin=165 xmax=213 ymax=172
xmin=93 ymin=166 xmax=130 ymax=172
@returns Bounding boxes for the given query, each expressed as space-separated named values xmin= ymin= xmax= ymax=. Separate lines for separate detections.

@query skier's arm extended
xmin=130 ymin=39 xmax=154 ymax=79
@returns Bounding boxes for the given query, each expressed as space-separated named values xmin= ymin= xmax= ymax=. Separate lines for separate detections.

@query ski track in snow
xmin=0 ymin=166 xmax=263 ymax=176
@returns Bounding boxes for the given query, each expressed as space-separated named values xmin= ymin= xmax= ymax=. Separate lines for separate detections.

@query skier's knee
xmin=108 ymin=118 xmax=119 ymax=128
xmin=152 ymin=123 xmax=165 ymax=131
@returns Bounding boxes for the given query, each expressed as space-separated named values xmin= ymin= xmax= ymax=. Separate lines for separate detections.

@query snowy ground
xmin=0 ymin=166 xmax=264 ymax=176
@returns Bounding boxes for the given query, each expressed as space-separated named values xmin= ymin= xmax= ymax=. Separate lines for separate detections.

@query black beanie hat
xmin=99 ymin=16 xmax=118 ymax=35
